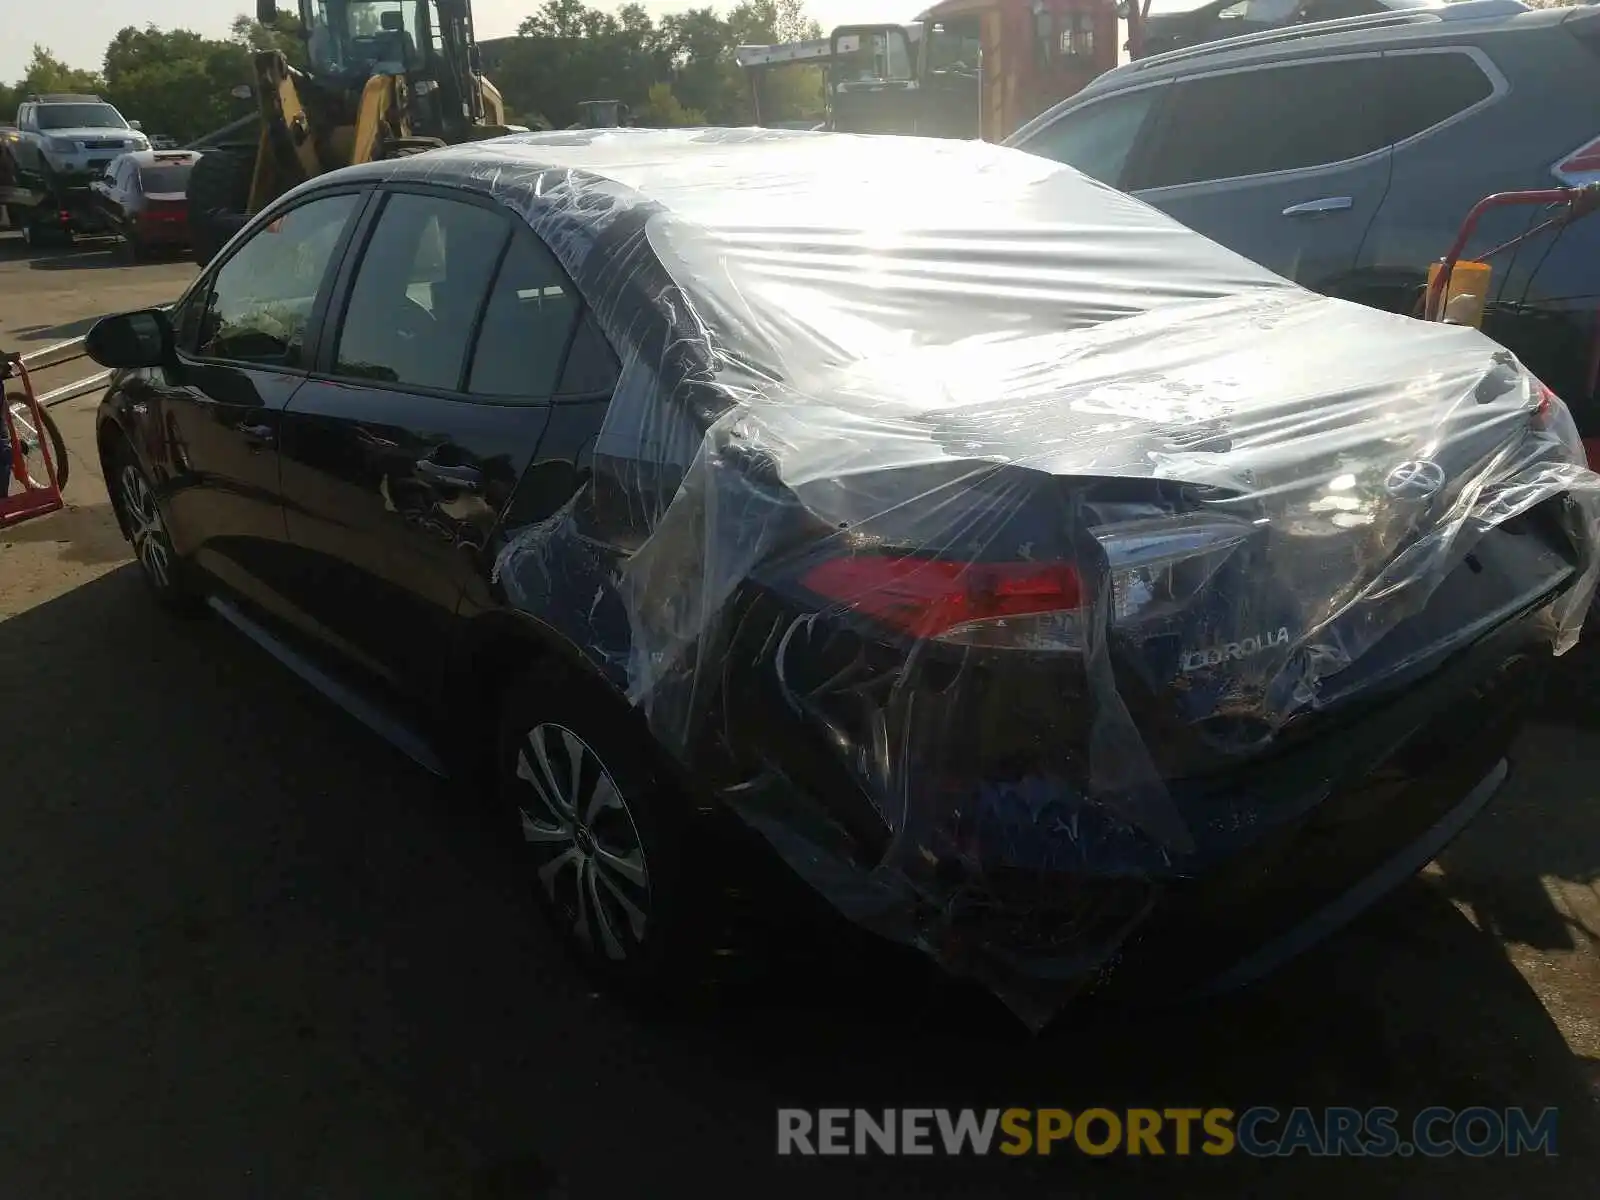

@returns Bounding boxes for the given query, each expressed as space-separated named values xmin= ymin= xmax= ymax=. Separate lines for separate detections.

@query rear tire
xmin=497 ymin=670 xmax=701 ymax=996
xmin=185 ymin=147 xmax=255 ymax=267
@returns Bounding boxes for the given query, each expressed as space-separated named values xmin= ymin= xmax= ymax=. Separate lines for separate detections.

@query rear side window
xmin=1381 ymin=52 xmax=1494 ymax=144
xmin=1136 ymin=58 xmax=1390 ymax=189
xmin=467 ymin=233 xmax=580 ymax=399
xmin=1019 ymin=87 xmax=1162 ymax=187
xmin=335 ymin=192 xmax=509 ymax=391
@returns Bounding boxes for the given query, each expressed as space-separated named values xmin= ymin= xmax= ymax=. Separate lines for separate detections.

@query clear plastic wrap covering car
xmin=413 ymin=130 xmax=1600 ymax=1025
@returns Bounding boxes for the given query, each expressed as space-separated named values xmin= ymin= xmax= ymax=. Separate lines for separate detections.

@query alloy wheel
xmin=119 ymin=463 xmax=172 ymax=589
xmin=514 ymin=722 xmax=652 ymax=962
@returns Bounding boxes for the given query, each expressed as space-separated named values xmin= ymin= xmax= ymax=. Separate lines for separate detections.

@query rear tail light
xmin=799 ymin=514 xmax=1258 ymax=652
xmin=1553 ymin=134 xmax=1600 ymax=186
xmin=801 ymin=555 xmax=1085 ymax=649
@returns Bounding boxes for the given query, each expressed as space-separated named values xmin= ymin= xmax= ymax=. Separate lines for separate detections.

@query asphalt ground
xmin=1 ymin=226 xmax=1597 ymax=1197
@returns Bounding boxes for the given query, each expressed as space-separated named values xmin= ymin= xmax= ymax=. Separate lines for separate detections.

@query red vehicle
xmin=89 ymin=149 xmax=200 ymax=260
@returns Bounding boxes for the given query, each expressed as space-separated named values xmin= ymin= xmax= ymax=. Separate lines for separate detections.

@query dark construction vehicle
xmin=738 ymin=0 xmax=1131 ymax=142
xmin=186 ymin=0 xmax=515 ymax=265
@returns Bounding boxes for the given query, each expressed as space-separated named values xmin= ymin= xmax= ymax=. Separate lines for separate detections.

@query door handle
xmin=415 ymin=459 xmax=483 ymax=491
xmin=1282 ymin=196 xmax=1353 ymax=217
xmin=235 ymin=421 xmax=275 ymax=446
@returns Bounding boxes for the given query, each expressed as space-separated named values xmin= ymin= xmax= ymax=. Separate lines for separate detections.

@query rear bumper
xmin=712 ymin=579 xmax=1555 ymax=1016
xmin=1186 ymin=756 xmax=1506 ymax=1000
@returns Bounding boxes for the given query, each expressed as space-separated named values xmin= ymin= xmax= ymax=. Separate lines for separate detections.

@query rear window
xmin=139 ymin=164 xmax=192 ymax=193
xmin=1383 ymin=52 xmax=1494 ymax=143
xmin=37 ymin=104 xmax=127 ymax=130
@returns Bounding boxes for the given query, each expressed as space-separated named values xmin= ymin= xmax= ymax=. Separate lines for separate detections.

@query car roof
xmin=300 ymin=127 xmax=1308 ymax=389
xmin=1086 ymin=0 xmax=1564 ymax=89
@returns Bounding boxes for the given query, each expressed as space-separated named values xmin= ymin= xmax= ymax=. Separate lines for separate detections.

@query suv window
xmin=193 ymin=192 xmax=360 ymax=365
xmin=1135 ymin=58 xmax=1390 ymax=189
xmin=335 ymin=192 xmax=508 ymax=391
xmin=467 ymin=233 xmax=580 ymax=399
xmin=1383 ymin=52 xmax=1493 ymax=144
xmin=1020 ymin=87 xmax=1163 ymax=186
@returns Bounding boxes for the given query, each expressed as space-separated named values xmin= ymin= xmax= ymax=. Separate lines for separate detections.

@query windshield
xmin=925 ymin=21 xmax=981 ymax=75
xmin=303 ymin=0 xmax=427 ymax=75
xmin=833 ymin=28 xmax=915 ymax=84
xmin=37 ymin=104 xmax=128 ymax=131
xmin=140 ymin=165 xmax=193 ymax=193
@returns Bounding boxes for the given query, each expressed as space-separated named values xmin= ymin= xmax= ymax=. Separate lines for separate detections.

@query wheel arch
xmin=444 ymin=607 xmax=643 ymax=785
xmin=96 ymin=412 xmax=136 ymax=542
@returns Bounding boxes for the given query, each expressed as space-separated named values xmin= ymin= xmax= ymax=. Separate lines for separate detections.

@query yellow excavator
xmin=188 ymin=0 xmax=516 ymax=264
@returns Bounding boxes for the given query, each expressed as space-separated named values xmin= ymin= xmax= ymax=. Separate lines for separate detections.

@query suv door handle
xmin=235 ymin=421 xmax=275 ymax=447
xmin=1282 ymin=196 xmax=1353 ymax=217
xmin=415 ymin=459 xmax=483 ymax=491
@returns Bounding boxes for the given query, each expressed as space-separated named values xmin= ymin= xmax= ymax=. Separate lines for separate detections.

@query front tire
xmin=498 ymin=672 xmax=696 ymax=992
xmin=107 ymin=438 xmax=202 ymax=614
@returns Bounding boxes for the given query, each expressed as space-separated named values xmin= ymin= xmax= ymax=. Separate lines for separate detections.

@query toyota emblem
xmin=1384 ymin=459 xmax=1447 ymax=502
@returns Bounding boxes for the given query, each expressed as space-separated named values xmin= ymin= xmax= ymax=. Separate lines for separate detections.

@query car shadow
xmin=0 ymin=566 xmax=1594 ymax=1198
xmin=8 ymin=314 xmax=100 ymax=342
xmin=25 ymin=243 xmax=131 ymax=272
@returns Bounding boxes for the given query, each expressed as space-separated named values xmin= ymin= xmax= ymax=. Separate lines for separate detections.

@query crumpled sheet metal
xmin=436 ymin=129 xmax=1599 ymax=1024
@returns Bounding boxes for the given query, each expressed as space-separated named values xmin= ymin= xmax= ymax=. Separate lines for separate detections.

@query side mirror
xmin=257 ymin=0 xmax=280 ymax=23
xmin=129 ymin=119 xmax=144 ymax=131
xmin=86 ymin=309 xmax=174 ymax=370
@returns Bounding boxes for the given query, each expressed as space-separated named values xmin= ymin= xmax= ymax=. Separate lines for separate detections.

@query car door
xmin=14 ymin=105 xmax=38 ymax=175
xmin=99 ymin=158 xmax=132 ymax=232
xmin=88 ymin=160 xmax=117 ymax=227
xmin=1121 ymin=55 xmax=1395 ymax=289
xmin=276 ymin=186 xmax=582 ymax=700
xmin=138 ymin=187 xmax=367 ymax=610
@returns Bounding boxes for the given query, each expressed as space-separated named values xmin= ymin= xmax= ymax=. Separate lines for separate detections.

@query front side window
xmin=1020 ymin=88 xmax=1163 ymax=187
xmin=335 ymin=192 xmax=508 ymax=390
xmin=36 ymin=104 xmax=128 ymax=130
xmin=194 ymin=192 xmax=361 ymax=365
xmin=1135 ymin=58 xmax=1390 ymax=189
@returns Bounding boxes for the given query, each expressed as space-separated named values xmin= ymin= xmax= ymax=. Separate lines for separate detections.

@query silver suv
xmin=9 ymin=94 xmax=150 ymax=186
xmin=1008 ymin=0 xmax=1600 ymax=442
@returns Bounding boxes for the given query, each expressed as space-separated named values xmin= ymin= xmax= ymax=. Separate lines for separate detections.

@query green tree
xmin=230 ymin=10 xmax=310 ymax=68
xmin=636 ymin=81 xmax=706 ymax=127
xmin=18 ymin=45 xmax=105 ymax=96
xmin=101 ymin=26 xmax=255 ymax=143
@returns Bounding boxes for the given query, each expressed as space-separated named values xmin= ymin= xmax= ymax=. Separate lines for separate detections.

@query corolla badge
xmin=1181 ymin=627 xmax=1291 ymax=673
xmin=1384 ymin=459 xmax=1446 ymax=502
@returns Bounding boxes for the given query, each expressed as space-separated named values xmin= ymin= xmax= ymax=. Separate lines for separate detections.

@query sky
xmin=1 ymin=0 xmax=912 ymax=82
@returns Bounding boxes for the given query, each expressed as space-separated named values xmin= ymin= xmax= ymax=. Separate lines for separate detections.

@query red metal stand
xmin=1 ymin=354 xmax=65 ymax=529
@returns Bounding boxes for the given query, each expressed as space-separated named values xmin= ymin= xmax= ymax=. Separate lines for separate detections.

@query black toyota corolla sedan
xmin=86 ymin=128 xmax=1598 ymax=1027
